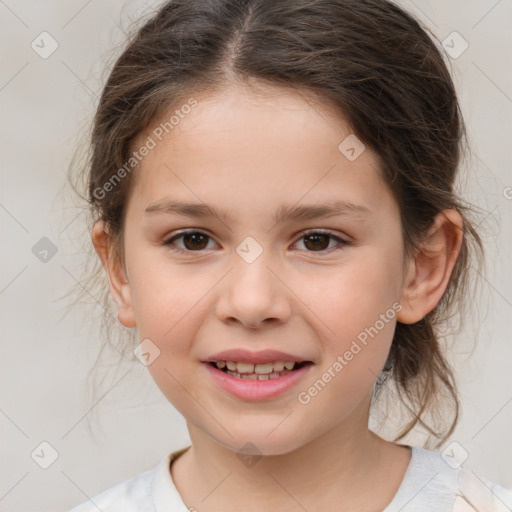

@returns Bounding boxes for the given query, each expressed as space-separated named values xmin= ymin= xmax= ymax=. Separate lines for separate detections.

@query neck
xmin=171 ymin=399 xmax=410 ymax=511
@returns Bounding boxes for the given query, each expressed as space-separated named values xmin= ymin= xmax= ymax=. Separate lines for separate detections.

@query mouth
xmin=203 ymin=359 xmax=314 ymax=401
xmin=207 ymin=360 xmax=313 ymax=381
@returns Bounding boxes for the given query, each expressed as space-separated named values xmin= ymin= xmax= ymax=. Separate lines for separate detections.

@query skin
xmin=92 ymin=81 xmax=463 ymax=511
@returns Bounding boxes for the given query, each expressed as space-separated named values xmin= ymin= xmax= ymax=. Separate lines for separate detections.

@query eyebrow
xmin=144 ymin=198 xmax=372 ymax=224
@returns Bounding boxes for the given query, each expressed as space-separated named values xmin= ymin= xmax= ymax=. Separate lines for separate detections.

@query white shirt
xmin=68 ymin=445 xmax=512 ymax=511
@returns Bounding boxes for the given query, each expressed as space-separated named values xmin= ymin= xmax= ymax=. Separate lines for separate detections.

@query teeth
xmin=272 ymin=361 xmax=285 ymax=372
xmin=254 ymin=363 xmax=273 ymax=374
xmin=215 ymin=360 xmax=297 ymax=374
xmin=226 ymin=371 xmax=259 ymax=380
xmin=236 ymin=362 xmax=254 ymax=374
xmin=226 ymin=370 xmax=292 ymax=380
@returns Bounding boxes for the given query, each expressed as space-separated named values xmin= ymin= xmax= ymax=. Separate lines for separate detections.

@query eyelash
xmin=162 ymin=229 xmax=349 ymax=255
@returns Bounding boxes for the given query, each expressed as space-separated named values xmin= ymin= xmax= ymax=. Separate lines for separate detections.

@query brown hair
xmin=67 ymin=0 xmax=484 ymax=446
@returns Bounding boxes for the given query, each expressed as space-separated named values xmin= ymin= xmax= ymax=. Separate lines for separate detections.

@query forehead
xmin=127 ymin=83 xmax=394 ymax=220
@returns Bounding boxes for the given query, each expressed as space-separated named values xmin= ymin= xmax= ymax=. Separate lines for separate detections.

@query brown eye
xmin=303 ymin=233 xmax=330 ymax=251
xmin=164 ymin=230 xmax=216 ymax=252
xmin=163 ymin=229 xmax=348 ymax=254
xmin=295 ymin=230 xmax=347 ymax=253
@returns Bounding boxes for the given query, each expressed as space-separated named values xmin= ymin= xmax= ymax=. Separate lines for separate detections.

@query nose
xmin=215 ymin=253 xmax=292 ymax=330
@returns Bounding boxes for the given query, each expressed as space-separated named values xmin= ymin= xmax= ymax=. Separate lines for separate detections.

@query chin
xmin=210 ymin=427 xmax=310 ymax=458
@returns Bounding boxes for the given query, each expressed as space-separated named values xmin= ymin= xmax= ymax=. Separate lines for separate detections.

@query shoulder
xmin=389 ymin=446 xmax=512 ymax=512
xmin=67 ymin=459 xmax=163 ymax=512
xmin=453 ymin=465 xmax=512 ymax=512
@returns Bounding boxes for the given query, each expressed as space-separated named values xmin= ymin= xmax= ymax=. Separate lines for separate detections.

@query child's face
xmin=116 ymin=83 xmax=409 ymax=455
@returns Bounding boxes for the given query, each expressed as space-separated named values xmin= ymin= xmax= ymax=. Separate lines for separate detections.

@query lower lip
xmin=202 ymin=362 xmax=313 ymax=401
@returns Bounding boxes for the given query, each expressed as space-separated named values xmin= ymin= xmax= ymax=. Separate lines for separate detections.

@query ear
xmin=396 ymin=209 xmax=463 ymax=324
xmin=91 ymin=220 xmax=136 ymax=328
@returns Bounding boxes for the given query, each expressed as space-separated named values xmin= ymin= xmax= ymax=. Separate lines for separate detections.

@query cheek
xmin=304 ymin=251 xmax=401 ymax=342
xmin=295 ymin=267 xmax=399 ymax=423
xmin=126 ymin=261 xmax=201 ymax=379
xmin=297 ymin=249 xmax=402 ymax=397
xmin=139 ymin=293 xmax=209 ymax=412
xmin=128 ymin=250 xmax=205 ymax=335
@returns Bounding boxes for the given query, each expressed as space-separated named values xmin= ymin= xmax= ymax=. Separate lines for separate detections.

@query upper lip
xmin=203 ymin=348 xmax=312 ymax=364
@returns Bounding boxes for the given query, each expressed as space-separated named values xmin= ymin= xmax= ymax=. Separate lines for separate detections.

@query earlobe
xmin=91 ymin=220 xmax=137 ymax=328
xmin=396 ymin=209 xmax=463 ymax=325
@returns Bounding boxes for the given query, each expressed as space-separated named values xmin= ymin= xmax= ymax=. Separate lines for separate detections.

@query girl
xmin=68 ymin=0 xmax=512 ymax=510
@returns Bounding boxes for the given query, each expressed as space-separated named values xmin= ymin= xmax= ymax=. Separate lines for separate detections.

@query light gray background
xmin=1 ymin=1 xmax=511 ymax=511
